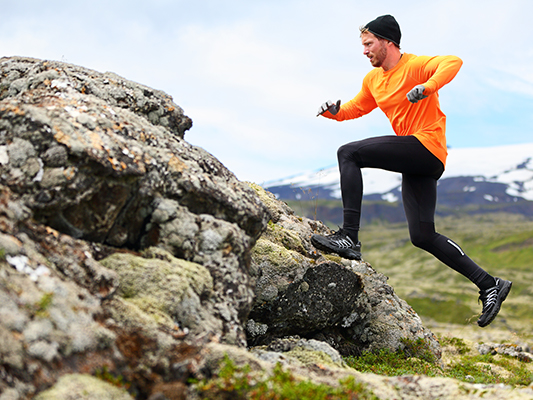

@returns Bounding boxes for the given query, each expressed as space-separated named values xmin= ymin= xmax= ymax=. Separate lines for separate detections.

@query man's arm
xmin=418 ymin=55 xmax=463 ymax=96
xmin=319 ymin=76 xmax=378 ymax=121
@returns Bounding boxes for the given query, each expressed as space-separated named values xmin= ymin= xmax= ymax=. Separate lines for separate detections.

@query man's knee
xmin=410 ymin=231 xmax=430 ymax=250
xmin=337 ymin=142 xmax=360 ymax=163
xmin=409 ymin=222 xmax=436 ymax=250
xmin=337 ymin=143 xmax=349 ymax=160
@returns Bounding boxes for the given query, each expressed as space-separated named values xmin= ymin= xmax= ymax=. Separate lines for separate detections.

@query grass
xmin=439 ymin=334 xmax=533 ymax=387
xmin=405 ymin=298 xmax=476 ymax=325
xmin=444 ymin=353 xmax=532 ymax=386
xmin=94 ymin=365 xmax=131 ymax=390
xmin=192 ymin=203 xmax=533 ymax=396
xmin=253 ymin=199 xmax=533 ymax=391
xmin=196 ymin=336 xmax=532 ymax=398
xmin=344 ymin=338 xmax=441 ymax=378
xmin=194 ymin=355 xmax=378 ymax=399
xmin=344 ymin=336 xmax=533 ymax=387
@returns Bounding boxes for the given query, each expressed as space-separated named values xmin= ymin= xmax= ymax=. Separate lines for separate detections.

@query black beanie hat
xmin=364 ymin=15 xmax=401 ymax=47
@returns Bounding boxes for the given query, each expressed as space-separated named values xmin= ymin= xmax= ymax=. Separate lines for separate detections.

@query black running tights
xmin=338 ymin=135 xmax=493 ymax=289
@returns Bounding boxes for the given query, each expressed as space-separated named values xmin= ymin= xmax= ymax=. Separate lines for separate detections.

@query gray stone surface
xmin=0 ymin=56 xmax=268 ymax=398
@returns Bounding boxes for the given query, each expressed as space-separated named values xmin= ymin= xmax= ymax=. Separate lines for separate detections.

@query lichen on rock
xmin=99 ymin=247 xmax=218 ymax=335
xmin=33 ymin=374 xmax=133 ymax=400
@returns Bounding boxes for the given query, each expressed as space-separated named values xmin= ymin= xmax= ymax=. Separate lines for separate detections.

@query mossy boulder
xmin=100 ymin=247 xmax=218 ymax=335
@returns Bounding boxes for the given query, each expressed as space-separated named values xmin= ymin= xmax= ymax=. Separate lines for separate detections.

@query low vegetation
xmin=194 ymin=355 xmax=379 ymax=399
xmin=345 ymin=336 xmax=532 ymax=387
xmin=166 ymin=202 xmax=533 ymax=398
xmin=193 ymin=335 xmax=532 ymax=399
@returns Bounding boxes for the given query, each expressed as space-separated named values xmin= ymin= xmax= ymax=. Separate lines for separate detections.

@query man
xmin=311 ymin=14 xmax=511 ymax=328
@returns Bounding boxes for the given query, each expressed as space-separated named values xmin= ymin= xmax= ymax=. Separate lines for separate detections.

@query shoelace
xmin=479 ymin=287 xmax=498 ymax=311
xmin=326 ymin=230 xmax=354 ymax=249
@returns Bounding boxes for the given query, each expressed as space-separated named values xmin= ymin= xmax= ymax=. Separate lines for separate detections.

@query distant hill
xmin=263 ymin=143 xmax=533 ymax=224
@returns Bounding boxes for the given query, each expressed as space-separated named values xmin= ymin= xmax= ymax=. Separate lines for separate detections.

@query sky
xmin=2 ymin=0 xmax=533 ymax=184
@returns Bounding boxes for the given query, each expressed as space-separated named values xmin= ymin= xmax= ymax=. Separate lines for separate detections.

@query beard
xmin=370 ymin=45 xmax=388 ymax=68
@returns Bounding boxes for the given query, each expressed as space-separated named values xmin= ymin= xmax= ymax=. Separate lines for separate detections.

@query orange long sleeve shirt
xmin=322 ymin=53 xmax=463 ymax=167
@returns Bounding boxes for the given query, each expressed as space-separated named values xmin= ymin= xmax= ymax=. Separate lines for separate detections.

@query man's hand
xmin=317 ymin=99 xmax=341 ymax=116
xmin=406 ymin=85 xmax=428 ymax=103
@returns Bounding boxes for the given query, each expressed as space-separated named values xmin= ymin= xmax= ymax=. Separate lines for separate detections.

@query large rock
xmin=0 ymin=56 xmax=269 ymax=344
xmin=0 ymin=56 xmax=269 ymax=398
xmin=246 ymin=184 xmax=441 ymax=358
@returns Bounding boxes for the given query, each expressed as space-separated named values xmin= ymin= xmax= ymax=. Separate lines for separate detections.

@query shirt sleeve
xmin=418 ymin=55 xmax=463 ymax=95
xmin=322 ymin=74 xmax=378 ymax=121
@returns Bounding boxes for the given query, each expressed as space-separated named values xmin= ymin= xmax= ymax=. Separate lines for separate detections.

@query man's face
xmin=361 ymin=32 xmax=387 ymax=68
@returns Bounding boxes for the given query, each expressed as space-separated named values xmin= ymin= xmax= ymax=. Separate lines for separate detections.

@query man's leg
xmin=311 ymin=135 xmax=442 ymax=260
xmin=337 ymin=135 xmax=443 ymax=241
xmin=401 ymin=173 xmax=494 ymax=287
xmin=402 ymin=173 xmax=512 ymax=327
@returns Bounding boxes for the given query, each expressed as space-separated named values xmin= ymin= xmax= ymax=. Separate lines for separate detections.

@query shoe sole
xmin=311 ymin=235 xmax=362 ymax=260
xmin=477 ymin=280 xmax=512 ymax=328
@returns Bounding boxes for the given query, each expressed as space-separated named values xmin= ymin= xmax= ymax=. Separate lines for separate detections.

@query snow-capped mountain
xmin=264 ymin=143 xmax=533 ymax=206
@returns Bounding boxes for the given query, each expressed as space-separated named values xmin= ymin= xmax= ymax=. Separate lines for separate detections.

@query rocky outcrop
xmin=246 ymin=184 xmax=441 ymax=358
xmin=0 ymin=56 xmax=269 ymax=398
xmin=1 ymin=56 xmax=531 ymax=400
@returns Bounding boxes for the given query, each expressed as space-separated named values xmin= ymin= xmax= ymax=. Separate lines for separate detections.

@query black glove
xmin=317 ymin=99 xmax=341 ymax=116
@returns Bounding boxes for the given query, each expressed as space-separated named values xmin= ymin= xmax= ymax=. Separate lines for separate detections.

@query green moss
xmin=124 ymin=298 xmax=175 ymax=326
xmin=262 ymin=220 xmax=306 ymax=254
xmin=345 ymin=334 xmax=533 ymax=388
xmin=323 ymin=253 xmax=344 ymax=264
xmin=247 ymin=182 xmax=288 ymax=223
xmin=34 ymin=292 xmax=54 ymax=317
xmin=400 ymin=337 xmax=439 ymax=364
xmin=445 ymin=353 xmax=533 ymax=386
xmin=105 ymin=297 xmax=163 ymax=331
xmin=194 ymin=355 xmax=378 ymax=400
xmin=439 ymin=336 xmax=470 ymax=355
xmin=99 ymin=248 xmax=212 ymax=322
xmin=285 ymin=346 xmax=344 ymax=368
xmin=95 ymin=366 xmax=130 ymax=390
xmin=345 ymin=337 xmax=442 ymax=377
xmin=346 ymin=348 xmax=439 ymax=377
xmin=252 ymin=238 xmax=306 ymax=269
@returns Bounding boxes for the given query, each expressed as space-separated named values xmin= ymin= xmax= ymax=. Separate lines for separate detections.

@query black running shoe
xmin=311 ymin=228 xmax=362 ymax=260
xmin=477 ymin=278 xmax=512 ymax=327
